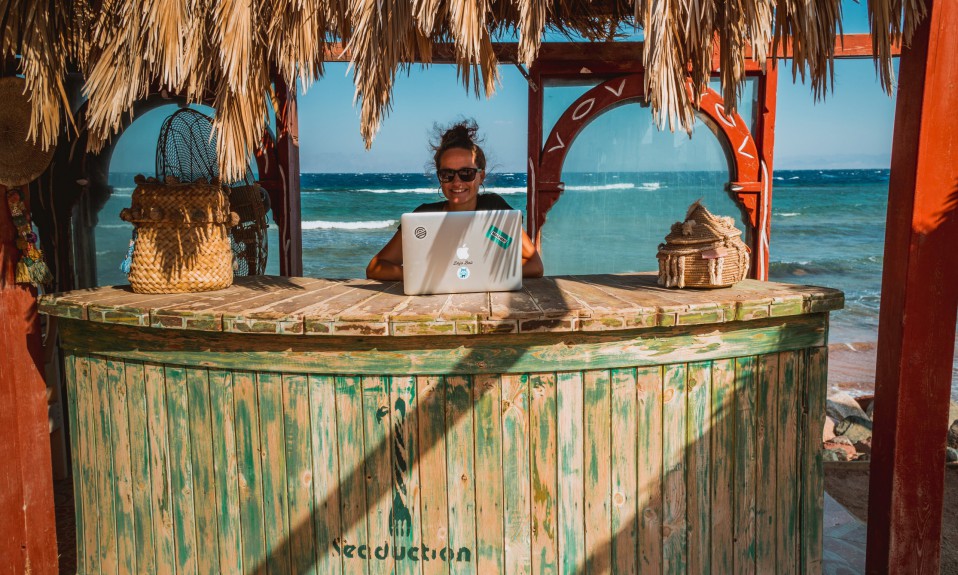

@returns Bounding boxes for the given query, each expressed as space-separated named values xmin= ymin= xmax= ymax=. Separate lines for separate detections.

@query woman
xmin=366 ymin=121 xmax=544 ymax=281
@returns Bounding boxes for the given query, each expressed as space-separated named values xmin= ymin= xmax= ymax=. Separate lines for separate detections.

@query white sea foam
xmin=777 ymin=212 xmax=801 ymax=217
xmin=564 ymin=183 xmax=639 ymax=191
xmin=480 ymin=186 xmax=527 ymax=195
xmin=302 ymin=219 xmax=396 ymax=230
xmin=334 ymin=186 xmax=527 ymax=195
xmin=351 ymin=187 xmax=438 ymax=194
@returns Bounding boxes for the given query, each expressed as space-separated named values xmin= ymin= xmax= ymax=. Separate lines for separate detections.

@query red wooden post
xmin=865 ymin=0 xmax=958 ymax=572
xmin=527 ymin=62 xmax=543 ymax=245
xmin=754 ymin=65 xmax=778 ymax=281
xmin=260 ymin=77 xmax=303 ymax=277
xmin=0 ymin=185 xmax=58 ymax=574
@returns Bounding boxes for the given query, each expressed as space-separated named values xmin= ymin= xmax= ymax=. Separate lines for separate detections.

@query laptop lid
xmin=400 ymin=210 xmax=523 ymax=296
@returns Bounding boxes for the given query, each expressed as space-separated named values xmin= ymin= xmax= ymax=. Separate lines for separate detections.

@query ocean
xmin=97 ymin=169 xmax=957 ymax=399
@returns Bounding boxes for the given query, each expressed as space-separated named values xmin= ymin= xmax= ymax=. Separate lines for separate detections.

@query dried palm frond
xmin=180 ymin=2 xmax=216 ymax=101
xmin=641 ymin=0 xmax=695 ymax=131
xmin=683 ymin=0 xmax=718 ymax=98
xmin=143 ymin=0 xmax=189 ymax=88
xmin=0 ymin=0 xmax=930 ymax=183
xmin=212 ymin=45 xmax=271 ymax=182
xmin=83 ymin=0 xmax=153 ymax=152
xmin=1 ymin=0 xmax=87 ymax=147
xmin=772 ymin=0 xmax=843 ymax=100
xmin=267 ymin=0 xmax=329 ymax=90
xmin=213 ymin=0 xmax=258 ymax=93
xmin=448 ymin=0 xmax=499 ymax=97
xmin=348 ymin=0 xmax=425 ymax=145
xmin=516 ymin=0 xmax=550 ymax=65
xmin=868 ymin=0 xmax=924 ymax=91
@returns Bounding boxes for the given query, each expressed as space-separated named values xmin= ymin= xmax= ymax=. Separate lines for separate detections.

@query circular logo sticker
xmin=457 ymin=267 xmax=470 ymax=280
xmin=414 ymin=226 xmax=427 ymax=239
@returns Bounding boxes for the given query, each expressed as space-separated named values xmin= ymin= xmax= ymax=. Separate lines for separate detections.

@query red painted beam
xmin=318 ymin=34 xmax=897 ymax=65
xmin=526 ymin=62 xmax=544 ymax=243
xmin=753 ymin=62 xmax=778 ymax=281
xmin=0 ymin=185 xmax=58 ymax=574
xmin=865 ymin=0 xmax=958 ymax=572
xmin=262 ymin=78 xmax=304 ymax=277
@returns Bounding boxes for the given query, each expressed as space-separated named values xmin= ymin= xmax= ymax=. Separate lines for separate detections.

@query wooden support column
xmin=865 ymin=0 xmax=958 ymax=572
xmin=754 ymin=66 xmax=778 ymax=281
xmin=527 ymin=62 xmax=543 ymax=245
xmin=0 ymin=185 xmax=58 ymax=574
xmin=272 ymin=78 xmax=303 ymax=277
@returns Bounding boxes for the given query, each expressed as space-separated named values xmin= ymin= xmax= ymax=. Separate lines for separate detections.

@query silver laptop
xmin=401 ymin=210 xmax=523 ymax=295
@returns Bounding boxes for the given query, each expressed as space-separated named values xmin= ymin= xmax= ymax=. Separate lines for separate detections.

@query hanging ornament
xmin=6 ymin=187 xmax=52 ymax=287
xmin=120 ymin=229 xmax=137 ymax=274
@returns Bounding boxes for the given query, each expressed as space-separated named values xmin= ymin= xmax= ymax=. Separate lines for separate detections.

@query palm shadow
xmin=230 ymin=280 xmax=827 ymax=575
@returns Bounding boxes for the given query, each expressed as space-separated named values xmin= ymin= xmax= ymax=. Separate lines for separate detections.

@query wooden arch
xmin=530 ymin=73 xmax=771 ymax=279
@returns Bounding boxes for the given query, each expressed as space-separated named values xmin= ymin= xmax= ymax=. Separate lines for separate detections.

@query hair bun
xmin=440 ymin=121 xmax=479 ymax=147
xmin=431 ymin=118 xmax=487 ymax=171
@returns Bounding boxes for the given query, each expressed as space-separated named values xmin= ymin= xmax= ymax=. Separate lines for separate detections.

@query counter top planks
xmin=39 ymin=273 xmax=844 ymax=336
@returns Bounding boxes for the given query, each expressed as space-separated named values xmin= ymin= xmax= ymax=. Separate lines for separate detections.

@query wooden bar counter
xmin=41 ymin=273 xmax=843 ymax=574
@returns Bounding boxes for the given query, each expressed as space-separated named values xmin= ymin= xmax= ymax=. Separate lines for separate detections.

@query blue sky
xmin=112 ymin=1 xmax=895 ymax=174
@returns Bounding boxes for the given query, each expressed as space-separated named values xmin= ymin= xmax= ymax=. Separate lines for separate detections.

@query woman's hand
xmin=366 ymin=231 xmax=404 ymax=281
xmin=521 ymin=230 xmax=544 ymax=278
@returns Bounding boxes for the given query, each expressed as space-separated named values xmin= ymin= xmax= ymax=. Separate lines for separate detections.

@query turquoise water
xmin=99 ymin=168 xmax=890 ymax=342
xmin=96 ymin=168 xmax=936 ymax=351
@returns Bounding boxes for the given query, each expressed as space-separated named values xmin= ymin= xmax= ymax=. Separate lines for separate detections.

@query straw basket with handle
xmin=120 ymin=175 xmax=240 ymax=293
xmin=656 ymin=200 xmax=750 ymax=288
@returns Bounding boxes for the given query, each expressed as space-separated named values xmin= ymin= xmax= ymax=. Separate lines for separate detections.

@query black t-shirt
xmin=412 ymin=193 xmax=514 ymax=213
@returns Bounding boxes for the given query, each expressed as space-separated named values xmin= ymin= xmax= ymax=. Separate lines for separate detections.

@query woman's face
xmin=438 ymin=148 xmax=484 ymax=211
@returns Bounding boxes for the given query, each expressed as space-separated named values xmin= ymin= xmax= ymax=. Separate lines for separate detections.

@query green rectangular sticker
xmin=486 ymin=225 xmax=513 ymax=249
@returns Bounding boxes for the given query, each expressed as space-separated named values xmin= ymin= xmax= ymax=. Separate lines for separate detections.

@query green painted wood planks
xmin=57 ymin=313 xmax=830 ymax=375
xmin=61 ymin=343 xmax=830 ymax=574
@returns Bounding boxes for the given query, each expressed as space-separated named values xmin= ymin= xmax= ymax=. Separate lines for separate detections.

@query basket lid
xmin=661 ymin=200 xmax=743 ymax=246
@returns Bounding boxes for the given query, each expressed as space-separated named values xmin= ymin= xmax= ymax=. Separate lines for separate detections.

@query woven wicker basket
xmin=656 ymin=200 xmax=750 ymax=289
xmin=120 ymin=176 xmax=239 ymax=293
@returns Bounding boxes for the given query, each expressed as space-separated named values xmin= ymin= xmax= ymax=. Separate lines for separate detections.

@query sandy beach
xmin=828 ymin=340 xmax=958 ymax=402
xmin=825 ymin=340 xmax=958 ymax=571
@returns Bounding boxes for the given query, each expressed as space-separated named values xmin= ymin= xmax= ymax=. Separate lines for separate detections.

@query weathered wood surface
xmin=57 ymin=313 xmax=831 ymax=376
xmin=54 ymin=275 xmax=840 ymax=574
xmin=866 ymin=4 xmax=958 ymax=572
xmin=61 ymin=347 xmax=831 ymax=574
xmin=40 ymin=273 xmax=843 ymax=336
xmin=0 ymin=185 xmax=58 ymax=575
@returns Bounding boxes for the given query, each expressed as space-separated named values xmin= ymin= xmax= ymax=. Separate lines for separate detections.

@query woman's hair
xmin=431 ymin=119 xmax=486 ymax=171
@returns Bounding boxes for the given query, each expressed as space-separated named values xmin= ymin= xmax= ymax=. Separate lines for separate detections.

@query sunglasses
xmin=437 ymin=167 xmax=480 ymax=183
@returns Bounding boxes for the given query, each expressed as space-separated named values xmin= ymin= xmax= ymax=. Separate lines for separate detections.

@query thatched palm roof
xmin=1 ymin=0 xmax=924 ymax=182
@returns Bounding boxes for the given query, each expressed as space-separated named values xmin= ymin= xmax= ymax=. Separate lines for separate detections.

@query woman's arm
xmin=520 ymin=230 xmax=544 ymax=278
xmin=366 ymin=230 xmax=405 ymax=280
